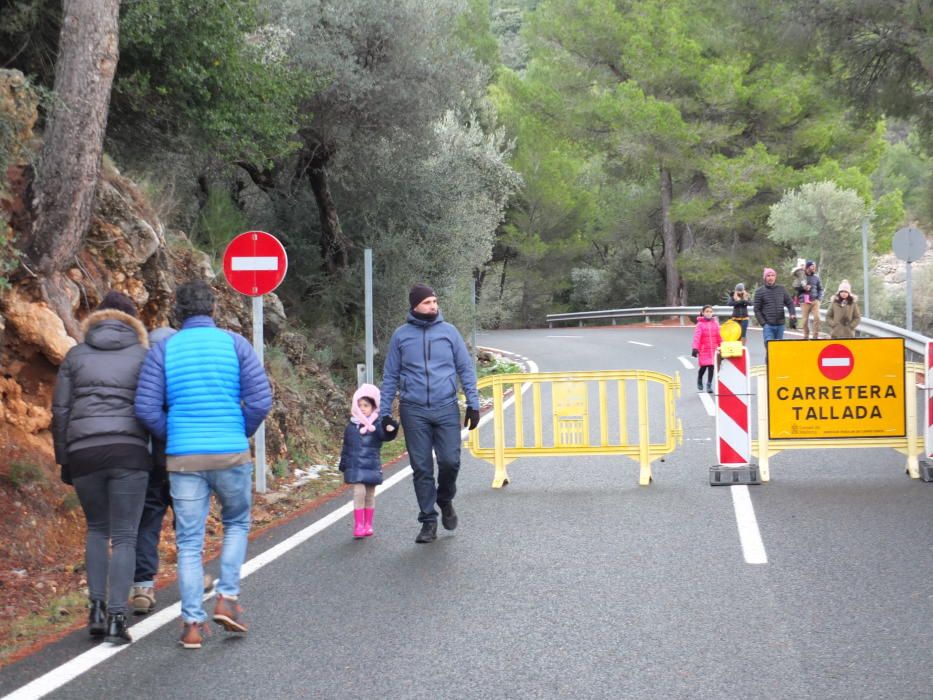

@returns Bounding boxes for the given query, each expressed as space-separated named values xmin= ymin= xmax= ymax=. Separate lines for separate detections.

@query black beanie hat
xmin=409 ymin=283 xmax=436 ymax=310
xmin=97 ymin=290 xmax=138 ymax=318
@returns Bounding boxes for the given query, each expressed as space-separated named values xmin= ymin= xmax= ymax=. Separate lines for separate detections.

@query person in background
xmin=727 ymin=282 xmax=750 ymax=344
xmin=129 ymin=323 xmax=175 ymax=615
xmin=135 ymin=280 xmax=272 ymax=649
xmin=692 ymin=305 xmax=722 ymax=394
xmin=52 ymin=291 xmax=150 ymax=645
xmin=799 ymin=260 xmax=824 ymax=339
xmin=339 ymin=384 xmax=398 ymax=538
xmin=825 ymin=279 xmax=862 ymax=339
xmin=379 ymin=284 xmax=481 ymax=544
xmin=753 ymin=267 xmax=797 ymax=359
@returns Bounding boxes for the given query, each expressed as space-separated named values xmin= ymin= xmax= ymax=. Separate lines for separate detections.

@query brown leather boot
xmin=212 ymin=595 xmax=248 ymax=633
xmin=179 ymin=621 xmax=211 ymax=649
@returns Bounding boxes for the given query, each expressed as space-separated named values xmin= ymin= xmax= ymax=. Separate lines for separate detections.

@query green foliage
xmin=0 ymin=226 xmax=19 ymax=291
xmin=872 ymin=190 xmax=905 ymax=254
xmin=271 ymin=458 xmax=289 ymax=479
xmin=190 ymin=188 xmax=248 ymax=267
xmin=114 ymin=0 xmax=310 ymax=165
xmin=0 ymin=0 xmax=60 ymax=87
xmin=60 ymin=491 xmax=80 ymax=511
xmin=872 ymin=131 xmax=933 ymax=231
xmin=569 ymin=267 xmax=611 ymax=311
xmin=781 ymin=0 xmax=933 ymax=147
xmin=455 ymin=0 xmax=500 ymax=68
xmin=8 ymin=461 xmax=45 ymax=489
xmin=489 ymin=0 xmax=889 ymax=319
xmin=767 ymin=181 xmax=870 ymax=282
xmin=476 ymin=355 xmax=523 ymax=379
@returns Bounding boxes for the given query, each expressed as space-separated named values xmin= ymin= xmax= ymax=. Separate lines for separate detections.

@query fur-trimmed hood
xmin=81 ymin=309 xmax=150 ymax=350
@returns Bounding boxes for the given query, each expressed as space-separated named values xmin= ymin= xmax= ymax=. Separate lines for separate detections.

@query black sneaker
xmin=439 ymin=502 xmax=458 ymax=531
xmin=415 ymin=521 xmax=437 ymax=543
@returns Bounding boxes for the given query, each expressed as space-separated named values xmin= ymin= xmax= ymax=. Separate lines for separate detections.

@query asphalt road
xmin=3 ymin=325 xmax=932 ymax=699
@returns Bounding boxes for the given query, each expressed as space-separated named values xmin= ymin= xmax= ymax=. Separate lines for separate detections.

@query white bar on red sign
xmin=821 ymin=357 xmax=851 ymax=367
xmin=231 ymin=257 xmax=279 ymax=271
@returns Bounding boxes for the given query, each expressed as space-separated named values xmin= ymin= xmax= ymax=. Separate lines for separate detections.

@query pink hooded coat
xmin=692 ymin=316 xmax=722 ymax=367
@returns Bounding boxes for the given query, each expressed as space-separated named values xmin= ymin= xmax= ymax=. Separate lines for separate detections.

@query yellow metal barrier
xmin=467 ymin=370 xmax=683 ymax=487
xmin=751 ymin=361 xmax=925 ymax=481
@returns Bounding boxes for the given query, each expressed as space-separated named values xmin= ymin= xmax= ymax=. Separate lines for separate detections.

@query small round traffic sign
xmin=223 ymin=231 xmax=288 ymax=297
xmin=892 ymin=226 xmax=926 ymax=262
xmin=818 ymin=343 xmax=854 ymax=380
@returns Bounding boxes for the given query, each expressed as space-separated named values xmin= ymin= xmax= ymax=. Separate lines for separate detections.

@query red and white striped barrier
xmin=715 ymin=347 xmax=752 ymax=465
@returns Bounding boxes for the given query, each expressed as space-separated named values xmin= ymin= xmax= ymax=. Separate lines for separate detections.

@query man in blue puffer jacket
xmin=379 ymin=284 xmax=480 ymax=544
xmin=135 ymin=280 xmax=272 ymax=649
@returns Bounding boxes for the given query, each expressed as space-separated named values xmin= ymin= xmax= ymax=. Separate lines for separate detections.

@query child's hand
xmin=385 ymin=424 xmax=395 ymax=432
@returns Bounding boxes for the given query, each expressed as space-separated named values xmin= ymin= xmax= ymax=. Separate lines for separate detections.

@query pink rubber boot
xmin=363 ymin=508 xmax=375 ymax=537
xmin=353 ymin=509 xmax=366 ymax=538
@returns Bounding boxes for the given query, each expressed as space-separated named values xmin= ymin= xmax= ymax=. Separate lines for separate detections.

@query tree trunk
xmin=303 ymin=148 xmax=350 ymax=275
xmin=659 ymin=165 xmax=681 ymax=306
xmin=30 ymin=0 xmax=119 ymax=338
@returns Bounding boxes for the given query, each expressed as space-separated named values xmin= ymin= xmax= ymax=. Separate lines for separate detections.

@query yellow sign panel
xmin=767 ymin=338 xmax=905 ymax=439
xmin=552 ymin=381 xmax=589 ymax=447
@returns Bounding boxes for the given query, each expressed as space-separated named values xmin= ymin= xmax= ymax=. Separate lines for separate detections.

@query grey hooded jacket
xmin=52 ymin=309 xmax=150 ymax=464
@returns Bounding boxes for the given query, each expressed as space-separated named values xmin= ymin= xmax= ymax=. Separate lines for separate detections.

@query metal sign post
xmin=892 ymin=226 xmax=926 ymax=332
xmin=252 ymin=296 xmax=266 ymax=493
xmin=222 ymin=231 xmax=288 ymax=494
xmin=364 ymin=249 xmax=374 ymax=384
xmin=861 ymin=218 xmax=870 ymax=318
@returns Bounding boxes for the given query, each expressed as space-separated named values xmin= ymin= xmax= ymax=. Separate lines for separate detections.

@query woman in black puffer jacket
xmin=52 ymin=291 xmax=150 ymax=645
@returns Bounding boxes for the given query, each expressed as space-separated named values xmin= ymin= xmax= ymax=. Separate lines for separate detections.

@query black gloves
xmin=691 ymin=348 xmax=699 ymax=358
xmin=381 ymin=416 xmax=399 ymax=441
xmin=464 ymin=407 xmax=480 ymax=430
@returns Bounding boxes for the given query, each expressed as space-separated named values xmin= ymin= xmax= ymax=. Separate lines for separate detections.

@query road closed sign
xmin=767 ymin=338 xmax=905 ymax=439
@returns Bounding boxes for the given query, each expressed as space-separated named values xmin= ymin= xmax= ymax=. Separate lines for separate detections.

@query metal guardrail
xmin=545 ymin=306 xmax=931 ymax=358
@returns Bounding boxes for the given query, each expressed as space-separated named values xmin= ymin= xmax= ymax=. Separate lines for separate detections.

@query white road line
xmin=3 ymin=353 xmax=539 ymax=700
xmin=730 ymin=485 xmax=768 ymax=564
xmin=699 ymin=391 xmax=715 ymax=416
xmin=628 ymin=340 xmax=652 ymax=347
xmin=678 ymin=356 xmax=694 ymax=369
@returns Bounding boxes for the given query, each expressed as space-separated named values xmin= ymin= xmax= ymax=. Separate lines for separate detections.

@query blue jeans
xmin=400 ymin=402 xmax=462 ymax=524
xmin=170 ymin=463 xmax=252 ymax=623
xmin=762 ymin=323 xmax=785 ymax=360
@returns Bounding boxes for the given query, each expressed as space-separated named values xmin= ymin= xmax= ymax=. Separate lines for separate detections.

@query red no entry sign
xmin=222 ymin=231 xmax=288 ymax=296
xmin=818 ymin=343 xmax=855 ymax=380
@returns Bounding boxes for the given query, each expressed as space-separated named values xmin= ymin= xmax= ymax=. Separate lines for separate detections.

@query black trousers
xmin=73 ymin=468 xmax=148 ymax=614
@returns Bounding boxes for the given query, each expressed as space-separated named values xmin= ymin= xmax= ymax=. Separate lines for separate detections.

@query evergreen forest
xmin=2 ymin=0 xmax=932 ymax=342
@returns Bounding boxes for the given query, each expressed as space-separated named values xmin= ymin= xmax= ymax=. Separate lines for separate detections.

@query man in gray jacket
xmin=753 ymin=267 xmax=797 ymax=359
xmin=379 ymin=284 xmax=480 ymax=543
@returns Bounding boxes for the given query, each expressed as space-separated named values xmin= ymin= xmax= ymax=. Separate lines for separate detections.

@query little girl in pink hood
xmin=339 ymin=384 xmax=399 ymax=538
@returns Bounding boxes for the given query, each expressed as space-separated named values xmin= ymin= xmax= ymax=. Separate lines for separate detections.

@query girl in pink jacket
xmin=692 ymin=305 xmax=722 ymax=393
